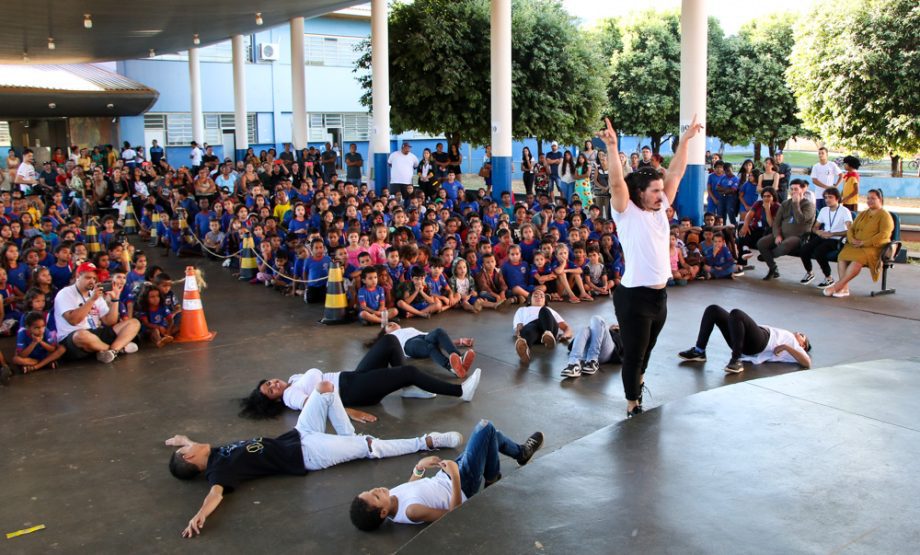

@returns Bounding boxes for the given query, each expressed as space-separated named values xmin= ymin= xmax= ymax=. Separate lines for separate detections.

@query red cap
xmin=76 ymin=262 xmax=98 ymax=275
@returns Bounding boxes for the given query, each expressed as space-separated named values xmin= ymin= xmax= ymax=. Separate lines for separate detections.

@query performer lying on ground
xmin=167 ymin=381 xmax=462 ymax=538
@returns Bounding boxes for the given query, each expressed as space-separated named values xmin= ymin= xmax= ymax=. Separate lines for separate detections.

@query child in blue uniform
xmin=13 ymin=311 xmax=65 ymax=373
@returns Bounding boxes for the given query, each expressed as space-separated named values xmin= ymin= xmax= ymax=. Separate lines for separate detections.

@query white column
xmin=371 ymin=0 xmax=391 ymax=194
xmin=231 ymin=34 xmax=249 ymax=157
xmin=490 ymin=0 xmax=512 ymax=198
xmin=188 ymin=47 xmax=204 ymax=145
xmin=677 ymin=0 xmax=708 ymax=224
xmin=290 ymin=17 xmax=307 ymax=151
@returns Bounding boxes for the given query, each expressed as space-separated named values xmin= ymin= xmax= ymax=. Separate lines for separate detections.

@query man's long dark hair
xmin=625 ymin=167 xmax=663 ymax=208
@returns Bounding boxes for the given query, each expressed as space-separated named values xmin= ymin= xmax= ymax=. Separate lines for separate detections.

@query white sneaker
xmin=428 ymin=431 xmax=463 ymax=449
xmin=541 ymin=331 xmax=556 ymax=349
xmin=120 ymin=342 xmax=139 ymax=355
xmin=400 ymin=386 xmax=436 ymax=399
xmin=460 ymin=368 xmax=482 ymax=402
xmin=96 ymin=350 xmax=117 ymax=364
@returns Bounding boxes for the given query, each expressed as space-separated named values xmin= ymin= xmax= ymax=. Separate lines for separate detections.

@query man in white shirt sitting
xmin=678 ymin=305 xmax=811 ymax=374
xmin=53 ymin=262 xmax=141 ymax=363
xmin=350 ymin=419 xmax=544 ymax=531
xmin=798 ymin=187 xmax=852 ymax=288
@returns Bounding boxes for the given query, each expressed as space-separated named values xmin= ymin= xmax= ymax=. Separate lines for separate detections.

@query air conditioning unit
xmin=259 ymin=43 xmax=280 ymax=62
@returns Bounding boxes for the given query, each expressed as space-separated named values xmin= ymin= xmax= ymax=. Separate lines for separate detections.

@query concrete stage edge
xmin=398 ymin=358 xmax=920 ymax=555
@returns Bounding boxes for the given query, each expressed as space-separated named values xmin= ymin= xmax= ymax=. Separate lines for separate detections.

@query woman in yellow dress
xmin=823 ymin=189 xmax=893 ymax=298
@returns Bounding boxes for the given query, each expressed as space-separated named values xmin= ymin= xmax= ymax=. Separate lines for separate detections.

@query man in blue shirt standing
xmin=149 ymin=140 xmax=165 ymax=166
xmin=706 ymin=161 xmax=726 ymax=216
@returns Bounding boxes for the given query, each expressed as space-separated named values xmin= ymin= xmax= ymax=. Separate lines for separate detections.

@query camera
xmin=101 ymin=281 xmax=114 ymax=293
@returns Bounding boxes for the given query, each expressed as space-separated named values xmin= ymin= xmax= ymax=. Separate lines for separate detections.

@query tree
xmin=788 ymin=0 xmax=920 ymax=157
xmin=605 ymin=11 xmax=681 ymax=154
xmin=354 ymin=0 xmax=606 ymax=150
xmin=707 ymin=14 xmax=805 ymax=162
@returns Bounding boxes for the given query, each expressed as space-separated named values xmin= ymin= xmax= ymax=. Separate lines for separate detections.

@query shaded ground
xmin=1 ymin=248 xmax=918 ymax=553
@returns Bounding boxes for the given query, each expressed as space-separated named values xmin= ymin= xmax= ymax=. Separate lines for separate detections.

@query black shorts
xmin=62 ymin=328 xmax=117 ymax=360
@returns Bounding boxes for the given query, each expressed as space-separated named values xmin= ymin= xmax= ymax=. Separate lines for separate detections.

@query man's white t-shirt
xmin=122 ymin=148 xmax=137 ymax=163
xmin=388 ymin=152 xmax=419 ymax=184
xmin=53 ymin=284 xmax=110 ymax=338
xmin=15 ymin=162 xmax=37 ymax=193
xmin=612 ymin=194 xmax=672 ymax=288
xmin=816 ymin=206 xmax=853 ymax=234
xmin=810 ymin=162 xmax=841 ymax=194
xmin=389 ymin=471 xmax=467 ymax=525
xmin=740 ymin=326 xmax=807 ymax=365
xmin=282 ymin=369 xmax=342 ymax=410
xmin=190 ymin=147 xmax=203 ymax=166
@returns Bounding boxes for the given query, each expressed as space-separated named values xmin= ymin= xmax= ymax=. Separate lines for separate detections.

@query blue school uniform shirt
xmin=357 ymin=286 xmax=385 ymax=311
xmin=304 ymin=256 xmax=331 ymax=288
xmin=288 ymin=218 xmax=310 ymax=236
xmin=501 ymin=260 xmax=531 ymax=290
xmin=48 ymin=264 xmax=73 ymax=289
xmin=706 ymin=245 xmax=735 ymax=278
xmin=8 ymin=266 xmax=29 ymax=293
xmin=425 ymin=274 xmax=448 ymax=296
xmin=519 ymin=240 xmax=539 ymax=264
xmin=386 ymin=262 xmax=404 ymax=283
xmin=549 ymin=220 xmax=569 ymax=238
xmin=138 ymin=303 xmax=172 ymax=329
xmin=739 ymin=181 xmax=759 ymax=212
xmin=16 ymin=326 xmax=57 ymax=360
xmin=194 ymin=211 xmax=214 ymax=238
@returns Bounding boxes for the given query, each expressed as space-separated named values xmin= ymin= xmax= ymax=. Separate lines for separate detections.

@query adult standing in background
xmin=189 ymin=141 xmax=203 ymax=175
xmin=809 ymin=147 xmax=841 ymax=211
xmin=446 ymin=144 xmax=463 ymax=178
xmin=321 ymin=142 xmax=338 ymax=183
xmin=149 ymin=139 xmax=165 ymax=167
xmin=545 ymin=141 xmax=563 ymax=200
xmin=599 ymin=115 xmax=703 ymax=418
xmin=432 ymin=143 xmax=450 ymax=181
xmin=774 ymin=150 xmax=792 ymax=202
xmin=521 ymin=147 xmax=535 ymax=196
xmin=344 ymin=143 xmax=364 ymax=186
xmin=388 ymin=142 xmax=419 ymax=198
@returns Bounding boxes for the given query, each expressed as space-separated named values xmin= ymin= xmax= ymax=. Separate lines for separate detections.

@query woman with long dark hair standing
xmin=598 ymin=115 xmax=703 ymax=418
xmin=521 ymin=147 xmax=535 ymax=196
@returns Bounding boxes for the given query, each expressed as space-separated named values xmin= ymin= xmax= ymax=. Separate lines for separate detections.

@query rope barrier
xmin=179 ymin=220 xmax=330 ymax=285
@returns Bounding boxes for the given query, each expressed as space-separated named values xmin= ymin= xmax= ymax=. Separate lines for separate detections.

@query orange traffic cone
xmin=174 ymin=266 xmax=217 ymax=342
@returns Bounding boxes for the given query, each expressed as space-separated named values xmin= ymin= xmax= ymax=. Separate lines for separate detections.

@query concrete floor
xmin=1 ymin=250 xmax=918 ymax=553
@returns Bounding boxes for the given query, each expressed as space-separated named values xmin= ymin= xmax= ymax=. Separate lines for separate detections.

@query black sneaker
xmin=800 ymin=272 xmax=815 ymax=285
xmin=580 ymin=360 xmax=599 ymax=375
xmin=742 ymin=264 xmax=755 ymax=271
xmin=762 ymin=267 xmax=779 ymax=281
xmin=678 ymin=347 xmax=707 ymax=362
xmin=724 ymin=359 xmax=744 ymax=373
xmin=817 ymin=276 xmax=835 ymax=289
xmin=560 ymin=362 xmax=581 ymax=378
xmin=626 ymin=405 xmax=644 ymax=418
xmin=516 ymin=431 xmax=545 ymax=466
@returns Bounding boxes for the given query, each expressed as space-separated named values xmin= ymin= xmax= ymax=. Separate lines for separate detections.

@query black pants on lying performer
xmin=695 ymin=305 xmax=770 ymax=360
xmin=519 ymin=306 xmax=559 ymax=345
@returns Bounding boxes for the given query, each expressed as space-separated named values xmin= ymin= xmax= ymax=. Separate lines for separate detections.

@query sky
xmin=562 ymin=0 xmax=815 ymax=35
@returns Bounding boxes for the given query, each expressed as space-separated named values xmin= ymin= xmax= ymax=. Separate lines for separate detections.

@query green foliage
xmin=605 ymin=11 xmax=681 ymax=153
xmin=708 ymin=13 xmax=804 ymax=154
xmin=354 ymin=0 xmax=605 ymax=147
xmin=788 ymin=0 xmax=920 ymax=157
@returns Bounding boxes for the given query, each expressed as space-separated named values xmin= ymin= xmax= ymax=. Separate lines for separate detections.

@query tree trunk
xmin=777 ymin=138 xmax=788 ymax=152
xmin=890 ymin=153 xmax=901 ymax=177
xmin=536 ymin=136 xmax=544 ymax=158
xmin=650 ymin=134 xmax=662 ymax=155
xmin=445 ymin=131 xmax=462 ymax=150
xmin=753 ymin=141 xmax=762 ymax=163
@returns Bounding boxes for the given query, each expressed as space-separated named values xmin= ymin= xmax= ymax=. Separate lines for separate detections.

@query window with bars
xmin=304 ymin=34 xmax=365 ymax=67
xmin=153 ymin=37 xmax=254 ymax=63
xmin=145 ymin=113 xmax=258 ymax=147
xmin=307 ymin=113 xmax=371 ymax=142
xmin=343 ymin=114 xmax=370 ymax=141
xmin=0 ymin=121 xmax=11 ymax=147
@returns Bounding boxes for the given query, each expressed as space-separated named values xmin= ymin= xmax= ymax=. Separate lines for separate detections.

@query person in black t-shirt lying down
xmin=165 ymin=380 xmax=462 ymax=538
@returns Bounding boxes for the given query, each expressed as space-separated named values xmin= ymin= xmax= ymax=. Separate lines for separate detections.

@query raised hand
xmin=597 ymin=118 xmax=619 ymax=151
xmin=680 ymin=113 xmax=704 ymax=143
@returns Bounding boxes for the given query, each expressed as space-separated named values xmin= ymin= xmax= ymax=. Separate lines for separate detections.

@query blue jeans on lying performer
xmin=568 ymin=315 xmax=616 ymax=365
xmin=456 ymin=420 xmax=522 ymax=499
xmin=404 ymin=328 xmax=459 ymax=370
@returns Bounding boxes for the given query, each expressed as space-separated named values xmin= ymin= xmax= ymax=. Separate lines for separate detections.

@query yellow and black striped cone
xmin=85 ymin=218 xmax=101 ymax=255
xmin=149 ymin=210 xmax=160 ymax=244
xmin=177 ymin=208 xmax=195 ymax=246
xmin=123 ymin=202 xmax=138 ymax=235
xmin=238 ymin=232 xmax=257 ymax=280
xmin=320 ymin=262 xmax=351 ymax=325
